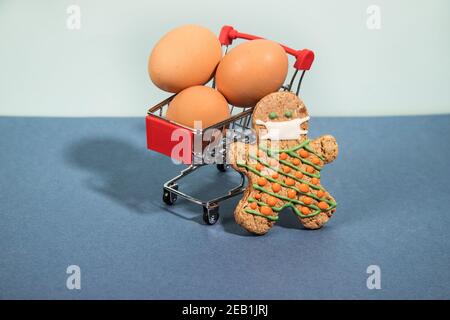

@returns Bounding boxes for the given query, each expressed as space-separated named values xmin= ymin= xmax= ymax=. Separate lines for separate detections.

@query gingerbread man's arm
xmin=227 ymin=141 xmax=257 ymax=172
xmin=309 ymin=135 xmax=338 ymax=164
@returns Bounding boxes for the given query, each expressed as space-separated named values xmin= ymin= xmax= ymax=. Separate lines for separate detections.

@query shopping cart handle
xmin=219 ymin=25 xmax=315 ymax=70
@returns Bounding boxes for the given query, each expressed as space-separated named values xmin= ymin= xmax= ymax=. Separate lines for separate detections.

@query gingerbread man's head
xmin=252 ymin=92 xmax=309 ymax=143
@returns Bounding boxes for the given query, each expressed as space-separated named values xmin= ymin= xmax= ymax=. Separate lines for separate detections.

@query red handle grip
xmin=219 ymin=25 xmax=315 ymax=71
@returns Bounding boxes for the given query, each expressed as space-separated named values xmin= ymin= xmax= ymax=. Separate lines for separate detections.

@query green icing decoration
xmin=260 ymin=139 xmax=310 ymax=154
xmin=251 ymin=184 xmax=336 ymax=218
xmin=248 ymin=189 xmax=321 ymax=219
xmin=244 ymin=209 xmax=279 ymax=221
xmin=238 ymin=162 xmax=315 ymax=198
xmin=284 ymin=110 xmax=293 ymax=118
xmin=278 ymin=158 xmax=321 ymax=178
xmin=236 ymin=161 xmax=336 ymax=208
xmin=259 ymin=139 xmax=325 ymax=161
xmin=269 ymin=112 xmax=278 ymax=119
xmin=304 ymin=144 xmax=325 ymax=161
xmin=235 ymin=140 xmax=338 ymax=221
xmin=286 ymin=150 xmax=322 ymax=171
xmin=259 ymin=140 xmax=324 ymax=174
xmin=248 ymin=154 xmax=323 ymax=190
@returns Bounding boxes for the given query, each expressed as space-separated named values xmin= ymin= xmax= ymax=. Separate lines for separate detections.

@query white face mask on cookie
xmin=255 ymin=116 xmax=310 ymax=140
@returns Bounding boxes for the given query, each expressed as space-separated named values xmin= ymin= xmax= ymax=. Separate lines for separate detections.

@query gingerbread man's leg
xmin=234 ymin=186 xmax=277 ymax=235
xmin=228 ymin=142 xmax=278 ymax=235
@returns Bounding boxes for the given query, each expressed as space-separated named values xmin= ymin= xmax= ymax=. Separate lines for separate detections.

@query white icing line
xmin=256 ymin=116 xmax=310 ymax=140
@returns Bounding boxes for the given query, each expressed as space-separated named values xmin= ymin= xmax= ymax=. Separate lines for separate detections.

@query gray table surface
xmin=0 ymin=115 xmax=449 ymax=299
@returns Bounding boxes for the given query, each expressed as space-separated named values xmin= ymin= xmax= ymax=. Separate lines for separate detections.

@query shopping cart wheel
xmin=162 ymin=184 xmax=178 ymax=205
xmin=216 ymin=164 xmax=227 ymax=172
xmin=203 ymin=204 xmax=220 ymax=225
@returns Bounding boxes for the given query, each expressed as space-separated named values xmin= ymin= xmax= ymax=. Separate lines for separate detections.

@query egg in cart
xmin=146 ymin=25 xmax=315 ymax=225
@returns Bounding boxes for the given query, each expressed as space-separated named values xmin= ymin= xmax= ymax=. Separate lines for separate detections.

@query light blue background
xmin=1 ymin=0 xmax=449 ymax=117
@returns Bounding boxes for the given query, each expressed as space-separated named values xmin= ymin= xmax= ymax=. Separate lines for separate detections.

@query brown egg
xmin=148 ymin=25 xmax=222 ymax=93
xmin=216 ymin=39 xmax=288 ymax=107
xmin=166 ymin=86 xmax=230 ymax=128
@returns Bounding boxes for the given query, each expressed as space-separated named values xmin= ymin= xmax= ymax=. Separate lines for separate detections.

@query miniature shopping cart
xmin=146 ymin=25 xmax=315 ymax=225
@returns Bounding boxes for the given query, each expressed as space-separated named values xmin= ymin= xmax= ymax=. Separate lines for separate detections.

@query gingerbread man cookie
xmin=228 ymin=91 xmax=338 ymax=235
